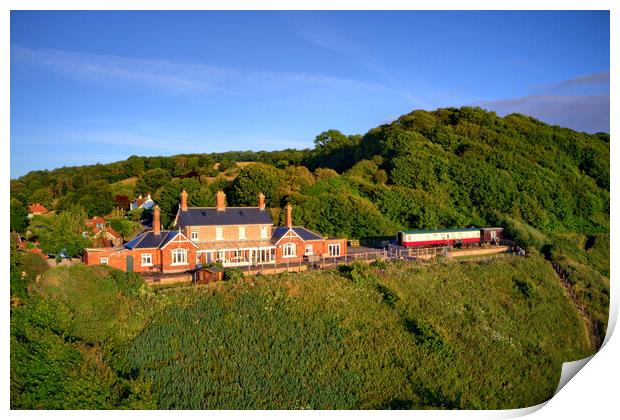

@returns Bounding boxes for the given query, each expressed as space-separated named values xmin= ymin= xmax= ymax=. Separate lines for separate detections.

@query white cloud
xmin=478 ymin=94 xmax=609 ymax=133
xmin=11 ymin=44 xmax=426 ymax=107
xmin=11 ymin=45 xmax=238 ymax=93
xmin=533 ymin=70 xmax=610 ymax=93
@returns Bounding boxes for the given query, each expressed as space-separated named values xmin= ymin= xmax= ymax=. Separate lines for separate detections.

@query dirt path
xmin=548 ymin=260 xmax=596 ymax=352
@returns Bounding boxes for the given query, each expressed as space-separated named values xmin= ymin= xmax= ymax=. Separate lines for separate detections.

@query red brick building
xmin=84 ymin=217 xmax=123 ymax=247
xmin=83 ymin=205 xmax=198 ymax=273
xmin=83 ymin=190 xmax=347 ymax=273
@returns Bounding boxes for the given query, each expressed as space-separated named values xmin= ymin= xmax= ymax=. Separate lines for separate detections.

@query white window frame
xmin=191 ymin=230 xmax=199 ymax=241
xmin=283 ymin=242 xmax=296 ymax=258
xmin=239 ymin=226 xmax=246 ymax=240
xmin=215 ymin=227 xmax=223 ymax=241
xmin=305 ymin=244 xmax=314 ymax=255
xmin=260 ymin=225 xmax=268 ymax=239
xmin=100 ymin=257 xmax=109 ymax=265
xmin=328 ymin=244 xmax=341 ymax=257
xmin=171 ymin=248 xmax=188 ymax=266
xmin=141 ymin=253 xmax=153 ymax=267
xmin=218 ymin=250 xmax=225 ymax=262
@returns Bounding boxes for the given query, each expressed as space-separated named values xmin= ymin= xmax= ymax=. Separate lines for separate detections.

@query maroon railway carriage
xmin=396 ymin=227 xmax=503 ymax=248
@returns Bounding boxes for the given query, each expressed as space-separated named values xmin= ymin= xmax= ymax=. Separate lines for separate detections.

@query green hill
xmin=11 ymin=106 xmax=610 ymax=344
xmin=11 ymin=257 xmax=590 ymax=409
xmin=10 ymin=107 xmax=609 ymax=408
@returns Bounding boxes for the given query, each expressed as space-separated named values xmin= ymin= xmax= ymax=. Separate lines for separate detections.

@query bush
xmin=224 ymin=267 xmax=244 ymax=282
xmin=22 ymin=252 xmax=50 ymax=279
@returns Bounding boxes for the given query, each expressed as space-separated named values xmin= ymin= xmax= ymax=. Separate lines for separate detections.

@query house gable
xmin=160 ymin=231 xmax=199 ymax=249
xmin=272 ymin=227 xmax=304 ymax=245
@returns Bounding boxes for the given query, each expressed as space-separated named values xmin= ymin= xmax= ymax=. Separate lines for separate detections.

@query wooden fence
xmin=240 ymin=250 xmax=389 ymax=276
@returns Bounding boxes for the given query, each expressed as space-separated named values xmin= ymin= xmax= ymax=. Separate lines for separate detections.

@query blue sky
xmin=10 ymin=10 xmax=609 ymax=178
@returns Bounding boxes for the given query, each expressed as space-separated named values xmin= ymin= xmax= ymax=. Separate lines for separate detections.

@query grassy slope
xmin=116 ymin=256 xmax=589 ymax=409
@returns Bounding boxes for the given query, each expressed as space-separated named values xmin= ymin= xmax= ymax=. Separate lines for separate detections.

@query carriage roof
xmin=398 ymin=228 xmax=480 ymax=235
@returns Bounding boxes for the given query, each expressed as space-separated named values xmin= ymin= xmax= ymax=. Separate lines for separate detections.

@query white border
xmin=3 ymin=2 xmax=616 ymax=420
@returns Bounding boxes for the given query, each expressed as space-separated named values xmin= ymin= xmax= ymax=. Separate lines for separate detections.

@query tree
xmin=78 ymin=181 xmax=114 ymax=217
xmin=307 ymin=130 xmax=361 ymax=172
xmin=134 ymin=168 xmax=171 ymax=196
xmin=38 ymin=206 xmax=91 ymax=258
xmin=218 ymin=159 xmax=235 ymax=172
xmin=125 ymin=155 xmax=146 ymax=177
xmin=109 ymin=218 xmax=141 ymax=239
xmin=229 ymin=163 xmax=284 ymax=207
xmin=10 ymin=198 xmax=29 ymax=233
xmin=158 ymin=179 xmax=209 ymax=228
xmin=29 ymin=188 xmax=54 ymax=208
xmin=114 ymin=195 xmax=131 ymax=211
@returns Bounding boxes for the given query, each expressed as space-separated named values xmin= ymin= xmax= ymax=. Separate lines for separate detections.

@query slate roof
xmin=124 ymin=230 xmax=181 ymax=249
xmin=271 ymin=226 xmax=324 ymax=242
xmin=399 ymin=228 xmax=480 ymax=234
xmin=176 ymin=207 xmax=273 ymax=228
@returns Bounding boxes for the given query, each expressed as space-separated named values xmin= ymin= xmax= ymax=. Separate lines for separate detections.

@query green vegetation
xmin=36 ymin=205 xmax=91 ymax=258
xmin=10 ymin=106 xmax=609 ymax=409
xmin=11 ymin=258 xmax=590 ymax=409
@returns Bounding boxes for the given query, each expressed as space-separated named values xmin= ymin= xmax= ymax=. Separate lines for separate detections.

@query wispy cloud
xmin=11 ymin=44 xmax=425 ymax=106
xmin=478 ymin=94 xmax=609 ymax=133
xmin=298 ymin=26 xmax=389 ymax=78
xmin=12 ymin=45 xmax=238 ymax=93
xmin=289 ymin=17 xmax=428 ymax=108
xmin=476 ymin=70 xmax=610 ymax=133
xmin=23 ymin=129 xmax=311 ymax=154
xmin=531 ymin=70 xmax=610 ymax=96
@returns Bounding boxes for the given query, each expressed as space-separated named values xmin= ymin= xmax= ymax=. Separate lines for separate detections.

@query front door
xmin=126 ymin=255 xmax=133 ymax=273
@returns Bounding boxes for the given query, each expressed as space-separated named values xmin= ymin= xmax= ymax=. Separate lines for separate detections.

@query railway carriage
xmin=396 ymin=227 xmax=503 ymax=248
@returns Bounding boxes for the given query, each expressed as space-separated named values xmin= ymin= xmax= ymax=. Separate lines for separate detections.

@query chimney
xmin=258 ymin=192 xmax=265 ymax=210
xmin=153 ymin=205 xmax=161 ymax=235
xmin=285 ymin=203 xmax=293 ymax=228
xmin=216 ymin=190 xmax=226 ymax=211
xmin=180 ymin=189 xmax=188 ymax=211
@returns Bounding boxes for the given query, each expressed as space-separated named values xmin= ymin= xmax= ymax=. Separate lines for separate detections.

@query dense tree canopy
xmin=228 ymin=163 xmax=285 ymax=207
xmin=134 ymin=168 xmax=172 ymax=196
xmin=10 ymin=198 xmax=29 ymax=233
xmin=10 ymin=106 xmax=609 ymax=241
xmin=37 ymin=205 xmax=91 ymax=257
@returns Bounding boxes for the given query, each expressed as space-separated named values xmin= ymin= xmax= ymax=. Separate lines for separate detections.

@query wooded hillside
xmin=10 ymin=107 xmax=610 ymax=409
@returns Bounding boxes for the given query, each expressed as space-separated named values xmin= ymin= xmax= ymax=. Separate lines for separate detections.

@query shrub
xmin=224 ymin=267 xmax=244 ymax=282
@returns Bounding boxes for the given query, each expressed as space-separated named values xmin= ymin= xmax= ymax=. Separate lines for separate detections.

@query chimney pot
xmin=180 ymin=189 xmax=188 ymax=211
xmin=153 ymin=205 xmax=161 ymax=235
xmin=216 ymin=190 xmax=226 ymax=211
xmin=258 ymin=192 xmax=265 ymax=210
xmin=285 ymin=203 xmax=293 ymax=228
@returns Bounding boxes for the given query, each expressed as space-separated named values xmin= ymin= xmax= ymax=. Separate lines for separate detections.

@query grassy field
xmin=11 ymin=255 xmax=591 ymax=409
